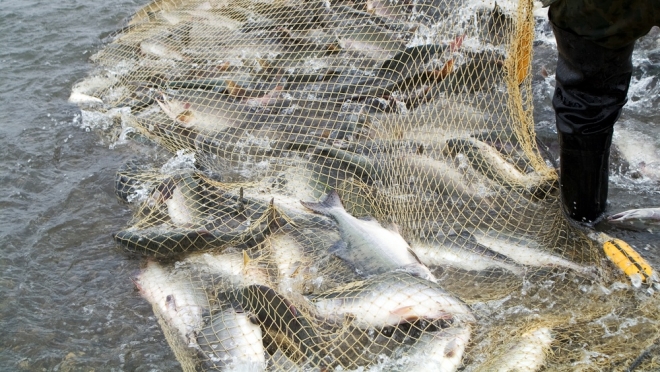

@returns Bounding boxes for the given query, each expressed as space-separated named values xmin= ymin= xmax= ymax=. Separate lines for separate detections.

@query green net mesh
xmin=73 ymin=0 xmax=660 ymax=370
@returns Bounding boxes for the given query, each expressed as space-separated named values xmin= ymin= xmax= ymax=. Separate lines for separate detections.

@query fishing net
xmin=74 ymin=0 xmax=660 ymax=370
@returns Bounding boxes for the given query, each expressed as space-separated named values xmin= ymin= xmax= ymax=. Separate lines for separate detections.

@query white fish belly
xmin=136 ymin=261 xmax=205 ymax=346
xmin=405 ymin=326 xmax=471 ymax=372
xmin=314 ymin=280 xmax=473 ymax=327
xmin=198 ymin=309 xmax=266 ymax=370
xmin=488 ymin=327 xmax=553 ymax=372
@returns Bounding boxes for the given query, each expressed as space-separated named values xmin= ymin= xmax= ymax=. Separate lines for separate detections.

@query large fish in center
xmin=301 ymin=190 xmax=435 ymax=281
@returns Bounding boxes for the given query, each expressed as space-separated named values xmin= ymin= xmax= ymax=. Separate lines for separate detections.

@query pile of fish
xmin=130 ymin=185 xmax=584 ymax=371
xmin=112 ymin=155 xmax=602 ymax=370
xmin=71 ymin=0 xmax=660 ymax=370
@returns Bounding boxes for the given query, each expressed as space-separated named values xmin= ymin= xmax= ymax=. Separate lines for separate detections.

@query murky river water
xmin=0 ymin=1 xmax=657 ymax=370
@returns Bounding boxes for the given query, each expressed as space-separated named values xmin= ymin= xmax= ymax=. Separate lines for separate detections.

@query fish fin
xmin=300 ymin=190 xmax=344 ymax=215
xmin=155 ymin=97 xmax=172 ymax=117
xmin=379 ymin=220 xmax=401 ymax=233
xmin=407 ymin=247 xmax=423 ymax=264
xmin=242 ymin=250 xmax=251 ymax=269
xmin=390 ymin=306 xmax=418 ymax=320
xmin=464 ymin=240 xmax=520 ymax=265
xmin=289 ymin=263 xmax=302 ymax=278
xmin=153 ymin=177 xmax=177 ymax=202
xmin=398 ymin=263 xmax=437 ymax=283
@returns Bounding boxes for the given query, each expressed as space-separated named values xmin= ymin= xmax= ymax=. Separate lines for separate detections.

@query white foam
xmin=613 ymin=121 xmax=660 ymax=183
xmin=161 ymin=149 xmax=197 ymax=174
xmin=79 ymin=107 xmax=129 ymax=131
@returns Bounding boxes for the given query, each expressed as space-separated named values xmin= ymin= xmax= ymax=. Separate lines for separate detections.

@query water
xmin=0 ymin=1 xmax=180 ymax=369
xmin=0 ymin=1 xmax=657 ymax=371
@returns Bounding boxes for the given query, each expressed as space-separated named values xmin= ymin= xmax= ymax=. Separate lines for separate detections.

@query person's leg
xmin=551 ymin=24 xmax=635 ymax=223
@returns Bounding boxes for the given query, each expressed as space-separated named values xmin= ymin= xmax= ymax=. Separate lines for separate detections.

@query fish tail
xmin=300 ymin=190 xmax=344 ymax=215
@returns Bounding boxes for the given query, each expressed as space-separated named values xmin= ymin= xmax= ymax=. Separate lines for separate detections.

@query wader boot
xmin=558 ymin=132 xmax=612 ymax=223
xmin=551 ymin=23 xmax=635 ymax=224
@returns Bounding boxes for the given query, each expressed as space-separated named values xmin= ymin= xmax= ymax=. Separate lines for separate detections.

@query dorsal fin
xmin=300 ymin=190 xmax=344 ymax=216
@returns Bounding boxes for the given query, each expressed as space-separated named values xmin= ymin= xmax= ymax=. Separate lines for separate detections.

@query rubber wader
xmin=551 ymin=23 xmax=634 ymax=224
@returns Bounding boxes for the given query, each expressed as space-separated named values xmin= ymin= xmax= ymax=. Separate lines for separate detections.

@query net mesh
xmin=74 ymin=0 xmax=660 ymax=370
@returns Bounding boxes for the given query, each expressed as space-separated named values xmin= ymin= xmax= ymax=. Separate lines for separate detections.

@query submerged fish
xmin=68 ymin=91 xmax=104 ymax=106
xmin=235 ymin=284 xmax=320 ymax=361
xmin=197 ymin=308 xmax=266 ymax=371
xmin=410 ymin=233 xmax=525 ymax=276
xmin=399 ymin=326 xmax=471 ymax=372
xmin=606 ymin=207 xmax=660 ymax=233
xmin=114 ymin=198 xmax=281 ymax=257
xmin=268 ymin=232 xmax=316 ymax=296
xmin=399 ymin=154 xmax=481 ymax=198
xmin=301 ymin=190 xmax=435 ymax=281
xmin=150 ymin=173 xmax=206 ymax=227
xmin=140 ymin=39 xmax=185 ymax=61
xmin=114 ymin=227 xmax=217 ymax=257
xmin=155 ymin=93 xmax=246 ymax=133
xmin=181 ymin=250 xmax=270 ymax=288
xmin=471 ymin=230 xmax=598 ymax=279
xmin=114 ymin=159 xmax=153 ymax=204
xmin=476 ymin=326 xmax=554 ymax=372
xmin=134 ymin=260 xmax=206 ymax=349
xmin=444 ymin=138 xmax=544 ymax=191
xmin=311 ymin=271 xmax=475 ymax=329
xmin=334 ymin=25 xmax=406 ymax=60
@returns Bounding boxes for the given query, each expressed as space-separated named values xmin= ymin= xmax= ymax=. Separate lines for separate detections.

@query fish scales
xmin=399 ymin=326 xmax=472 ymax=372
xmin=197 ymin=308 xmax=266 ymax=371
xmin=411 ymin=234 xmax=525 ymax=276
xmin=301 ymin=190 xmax=435 ymax=281
xmin=311 ymin=271 xmax=475 ymax=328
xmin=135 ymin=260 xmax=206 ymax=349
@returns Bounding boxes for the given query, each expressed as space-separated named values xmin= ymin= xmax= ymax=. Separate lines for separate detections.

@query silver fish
xmin=606 ymin=207 xmax=660 ymax=233
xmin=140 ymin=39 xmax=185 ymax=61
xmin=410 ymin=234 xmax=525 ymax=276
xmin=181 ymin=250 xmax=270 ymax=288
xmin=157 ymin=173 xmax=205 ymax=227
xmin=398 ymin=154 xmax=483 ymax=198
xmin=475 ymin=326 xmax=553 ymax=372
xmin=68 ymin=91 xmax=104 ymax=105
xmin=134 ymin=260 xmax=206 ymax=349
xmin=334 ymin=25 xmax=406 ymax=60
xmin=69 ymin=74 xmax=117 ymax=105
xmin=155 ymin=92 xmax=246 ymax=133
xmin=236 ymin=285 xmax=321 ymax=361
xmin=444 ymin=138 xmax=544 ymax=190
xmin=398 ymin=326 xmax=471 ymax=372
xmin=301 ymin=190 xmax=435 ymax=281
xmin=471 ymin=230 xmax=598 ymax=278
xmin=268 ymin=233 xmax=316 ymax=296
xmin=311 ymin=271 xmax=475 ymax=328
xmin=245 ymin=191 xmax=334 ymax=229
xmin=197 ymin=308 xmax=266 ymax=371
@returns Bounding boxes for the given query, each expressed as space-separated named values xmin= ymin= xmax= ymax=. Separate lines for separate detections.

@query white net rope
xmin=73 ymin=0 xmax=660 ymax=370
